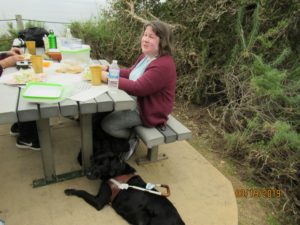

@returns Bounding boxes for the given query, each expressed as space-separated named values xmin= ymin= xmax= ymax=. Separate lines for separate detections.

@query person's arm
xmin=119 ymin=56 xmax=176 ymax=97
xmin=0 ymin=52 xmax=9 ymax=60
xmin=10 ymin=47 xmax=22 ymax=55
xmin=0 ymin=53 xmax=7 ymax=76
xmin=0 ymin=64 xmax=3 ymax=76
xmin=0 ymin=55 xmax=24 ymax=70
xmin=0 ymin=48 xmax=23 ymax=76
xmin=101 ymin=54 xmax=145 ymax=82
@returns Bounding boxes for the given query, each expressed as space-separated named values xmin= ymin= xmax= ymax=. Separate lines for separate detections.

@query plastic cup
xmin=90 ymin=65 xmax=102 ymax=86
xmin=31 ymin=55 xmax=43 ymax=73
xmin=26 ymin=41 xmax=36 ymax=55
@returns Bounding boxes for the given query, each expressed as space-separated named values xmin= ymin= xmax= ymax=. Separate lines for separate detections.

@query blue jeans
xmin=101 ymin=110 xmax=142 ymax=139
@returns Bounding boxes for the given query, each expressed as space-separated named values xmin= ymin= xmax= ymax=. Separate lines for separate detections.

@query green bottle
xmin=48 ymin=30 xmax=57 ymax=49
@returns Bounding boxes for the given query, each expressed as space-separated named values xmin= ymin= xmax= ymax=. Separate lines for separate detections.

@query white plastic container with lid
xmin=60 ymin=44 xmax=91 ymax=66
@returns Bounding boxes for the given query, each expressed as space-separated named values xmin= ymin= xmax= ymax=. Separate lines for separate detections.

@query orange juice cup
xmin=90 ymin=65 xmax=102 ymax=86
xmin=26 ymin=41 xmax=36 ymax=55
xmin=31 ymin=55 xmax=43 ymax=73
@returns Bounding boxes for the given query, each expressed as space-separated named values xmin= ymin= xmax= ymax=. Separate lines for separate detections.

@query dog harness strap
xmin=109 ymin=176 xmax=171 ymax=198
xmin=108 ymin=174 xmax=137 ymax=202
xmin=127 ymin=184 xmax=170 ymax=197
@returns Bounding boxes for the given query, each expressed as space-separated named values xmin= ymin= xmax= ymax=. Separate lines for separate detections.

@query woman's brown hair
xmin=143 ymin=20 xmax=173 ymax=56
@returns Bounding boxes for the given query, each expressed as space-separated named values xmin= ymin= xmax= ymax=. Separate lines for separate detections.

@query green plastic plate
xmin=22 ymin=82 xmax=64 ymax=100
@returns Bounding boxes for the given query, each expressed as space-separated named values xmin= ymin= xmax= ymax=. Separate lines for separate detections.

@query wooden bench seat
xmin=134 ymin=115 xmax=192 ymax=164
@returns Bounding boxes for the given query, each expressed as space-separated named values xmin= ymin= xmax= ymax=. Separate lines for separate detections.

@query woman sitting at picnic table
xmin=0 ymin=48 xmax=40 ymax=151
xmin=100 ymin=20 xmax=176 ymax=160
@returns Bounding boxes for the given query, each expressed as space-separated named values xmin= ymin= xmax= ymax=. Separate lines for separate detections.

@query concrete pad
xmin=0 ymin=120 xmax=238 ymax=225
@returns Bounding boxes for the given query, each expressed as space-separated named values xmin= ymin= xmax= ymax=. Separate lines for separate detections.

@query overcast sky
xmin=0 ymin=0 xmax=107 ymax=35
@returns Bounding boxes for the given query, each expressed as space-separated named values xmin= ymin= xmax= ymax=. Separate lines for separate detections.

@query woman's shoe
xmin=10 ymin=123 xmax=19 ymax=136
xmin=16 ymin=136 xmax=40 ymax=151
xmin=122 ymin=138 xmax=139 ymax=161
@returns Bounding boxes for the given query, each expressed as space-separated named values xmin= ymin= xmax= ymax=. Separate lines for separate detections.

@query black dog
xmin=65 ymin=152 xmax=185 ymax=225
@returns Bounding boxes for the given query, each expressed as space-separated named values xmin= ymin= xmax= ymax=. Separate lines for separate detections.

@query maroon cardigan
xmin=119 ymin=54 xmax=177 ymax=127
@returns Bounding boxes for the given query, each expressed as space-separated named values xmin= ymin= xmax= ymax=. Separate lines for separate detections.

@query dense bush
xmin=0 ymin=23 xmax=18 ymax=51
xmin=70 ymin=1 xmax=299 ymax=223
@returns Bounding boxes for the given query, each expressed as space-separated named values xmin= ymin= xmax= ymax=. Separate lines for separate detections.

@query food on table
xmin=43 ymin=61 xmax=52 ymax=67
xmin=23 ymin=53 xmax=32 ymax=61
xmin=82 ymin=68 xmax=92 ymax=80
xmin=7 ymin=69 xmax=46 ymax=84
xmin=47 ymin=51 xmax=62 ymax=61
xmin=55 ymin=62 xmax=84 ymax=74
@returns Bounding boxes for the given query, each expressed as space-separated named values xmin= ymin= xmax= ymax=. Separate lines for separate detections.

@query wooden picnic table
xmin=0 ymin=49 xmax=136 ymax=187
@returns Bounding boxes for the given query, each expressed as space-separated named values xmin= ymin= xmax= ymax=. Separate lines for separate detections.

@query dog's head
xmin=86 ymin=152 xmax=136 ymax=180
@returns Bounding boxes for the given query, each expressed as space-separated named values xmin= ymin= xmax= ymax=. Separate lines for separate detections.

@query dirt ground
xmin=173 ymin=102 xmax=282 ymax=225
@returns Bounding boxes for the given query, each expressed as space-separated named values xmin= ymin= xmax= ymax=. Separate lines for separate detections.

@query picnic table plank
xmin=39 ymin=103 xmax=60 ymax=118
xmin=134 ymin=126 xmax=164 ymax=148
xmin=0 ymin=84 xmax=19 ymax=124
xmin=167 ymin=115 xmax=192 ymax=141
xmin=78 ymin=99 xmax=97 ymax=114
xmin=59 ymin=99 xmax=78 ymax=117
xmin=95 ymin=93 xmax=114 ymax=112
xmin=17 ymin=95 xmax=40 ymax=122
xmin=108 ymin=90 xmax=136 ymax=111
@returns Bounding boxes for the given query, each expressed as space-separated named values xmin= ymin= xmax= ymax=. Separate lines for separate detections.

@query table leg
xmin=80 ymin=114 xmax=93 ymax=171
xmin=36 ymin=118 xmax=56 ymax=182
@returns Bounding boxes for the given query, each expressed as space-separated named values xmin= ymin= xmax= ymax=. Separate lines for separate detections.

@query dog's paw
xmin=64 ymin=189 xmax=77 ymax=196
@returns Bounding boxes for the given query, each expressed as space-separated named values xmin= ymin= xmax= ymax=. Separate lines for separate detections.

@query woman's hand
xmin=101 ymin=71 xmax=108 ymax=83
xmin=4 ymin=48 xmax=23 ymax=57
xmin=0 ymin=55 xmax=24 ymax=69
xmin=10 ymin=47 xmax=23 ymax=55
xmin=101 ymin=65 xmax=108 ymax=72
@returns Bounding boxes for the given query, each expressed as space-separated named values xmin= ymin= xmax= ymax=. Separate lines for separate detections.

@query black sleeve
xmin=0 ymin=64 xmax=3 ymax=76
xmin=0 ymin=52 xmax=9 ymax=60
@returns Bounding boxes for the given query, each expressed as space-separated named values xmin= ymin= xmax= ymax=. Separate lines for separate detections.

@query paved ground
xmin=0 ymin=118 xmax=238 ymax=225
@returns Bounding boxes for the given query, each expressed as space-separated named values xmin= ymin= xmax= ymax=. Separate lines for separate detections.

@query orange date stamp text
xmin=235 ymin=188 xmax=282 ymax=198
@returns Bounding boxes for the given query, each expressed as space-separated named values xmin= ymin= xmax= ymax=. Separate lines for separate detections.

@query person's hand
xmin=0 ymin=55 xmax=24 ymax=69
xmin=101 ymin=71 xmax=108 ymax=83
xmin=5 ymin=48 xmax=23 ymax=57
xmin=101 ymin=65 xmax=108 ymax=71
xmin=10 ymin=47 xmax=23 ymax=55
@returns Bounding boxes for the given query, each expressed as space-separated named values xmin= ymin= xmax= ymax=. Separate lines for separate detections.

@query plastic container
xmin=108 ymin=60 xmax=120 ymax=93
xmin=59 ymin=37 xmax=82 ymax=49
xmin=60 ymin=44 xmax=91 ymax=65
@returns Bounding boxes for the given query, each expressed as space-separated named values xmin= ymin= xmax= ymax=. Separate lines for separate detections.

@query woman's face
xmin=141 ymin=26 xmax=160 ymax=57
